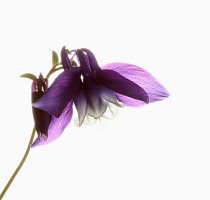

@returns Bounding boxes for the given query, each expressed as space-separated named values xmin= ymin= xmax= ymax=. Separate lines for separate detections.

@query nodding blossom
xmin=29 ymin=73 xmax=73 ymax=147
xmin=31 ymin=74 xmax=51 ymax=141
xmin=32 ymin=46 xmax=169 ymax=145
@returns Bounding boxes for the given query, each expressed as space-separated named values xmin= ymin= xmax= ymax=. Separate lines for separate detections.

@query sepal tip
xmin=20 ymin=73 xmax=37 ymax=80
xmin=51 ymin=50 xmax=59 ymax=66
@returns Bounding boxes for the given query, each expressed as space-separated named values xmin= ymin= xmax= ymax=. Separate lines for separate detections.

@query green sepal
xmin=20 ymin=73 xmax=37 ymax=80
xmin=52 ymin=51 xmax=59 ymax=66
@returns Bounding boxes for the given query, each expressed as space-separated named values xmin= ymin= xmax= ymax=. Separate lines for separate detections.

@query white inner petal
xmin=99 ymin=86 xmax=124 ymax=108
xmin=102 ymin=102 xmax=119 ymax=119
xmin=74 ymin=117 xmax=80 ymax=127
xmin=83 ymin=115 xmax=97 ymax=125
xmin=74 ymin=94 xmax=124 ymax=126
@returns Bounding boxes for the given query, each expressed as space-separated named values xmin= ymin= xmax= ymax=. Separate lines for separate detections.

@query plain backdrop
xmin=0 ymin=0 xmax=209 ymax=199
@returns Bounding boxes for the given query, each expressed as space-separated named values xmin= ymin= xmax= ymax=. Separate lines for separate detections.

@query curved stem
xmin=46 ymin=62 xmax=62 ymax=79
xmin=46 ymin=66 xmax=63 ymax=79
xmin=0 ymin=127 xmax=36 ymax=200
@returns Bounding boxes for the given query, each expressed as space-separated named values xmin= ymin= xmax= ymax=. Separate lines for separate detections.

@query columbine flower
xmin=31 ymin=73 xmax=51 ymax=141
xmin=21 ymin=72 xmax=73 ymax=147
xmin=33 ymin=46 xmax=169 ymax=129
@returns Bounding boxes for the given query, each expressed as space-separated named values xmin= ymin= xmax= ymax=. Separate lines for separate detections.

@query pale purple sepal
xmin=101 ymin=62 xmax=169 ymax=107
xmin=31 ymin=101 xmax=73 ymax=147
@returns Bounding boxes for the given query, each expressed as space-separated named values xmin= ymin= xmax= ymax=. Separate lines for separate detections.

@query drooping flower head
xmin=21 ymin=71 xmax=74 ymax=147
xmin=31 ymin=73 xmax=51 ymax=141
xmin=33 ymin=46 xmax=169 ymax=130
xmin=21 ymin=50 xmax=77 ymax=147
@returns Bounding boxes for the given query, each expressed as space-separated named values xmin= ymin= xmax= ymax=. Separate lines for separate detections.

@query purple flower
xmin=30 ymin=74 xmax=73 ymax=147
xmin=31 ymin=74 xmax=51 ymax=141
xmin=33 ymin=47 xmax=169 ymax=141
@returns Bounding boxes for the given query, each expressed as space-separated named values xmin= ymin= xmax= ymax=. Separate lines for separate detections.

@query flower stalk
xmin=0 ymin=127 xmax=36 ymax=200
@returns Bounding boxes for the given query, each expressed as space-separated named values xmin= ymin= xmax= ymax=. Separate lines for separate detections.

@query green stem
xmin=46 ymin=66 xmax=63 ymax=79
xmin=0 ymin=127 xmax=36 ymax=200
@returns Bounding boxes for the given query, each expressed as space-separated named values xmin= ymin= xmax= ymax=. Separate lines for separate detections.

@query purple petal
xmin=84 ymin=79 xmax=107 ymax=118
xmin=31 ymin=101 xmax=73 ymax=147
xmin=33 ymin=67 xmax=82 ymax=118
xmin=81 ymin=48 xmax=100 ymax=71
xmin=92 ymin=69 xmax=149 ymax=103
xmin=76 ymin=49 xmax=90 ymax=75
xmin=61 ymin=46 xmax=72 ymax=69
xmin=76 ymin=49 xmax=108 ymax=118
xmin=74 ymin=88 xmax=87 ymax=126
xmin=101 ymin=62 xmax=169 ymax=107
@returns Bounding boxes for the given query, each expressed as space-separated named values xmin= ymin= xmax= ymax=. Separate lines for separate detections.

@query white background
xmin=0 ymin=0 xmax=210 ymax=199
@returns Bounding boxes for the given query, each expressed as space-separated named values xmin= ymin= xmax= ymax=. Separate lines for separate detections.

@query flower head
xmin=21 ymin=50 xmax=74 ymax=147
xmin=30 ymin=73 xmax=73 ymax=147
xmin=31 ymin=73 xmax=51 ymax=141
xmin=33 ymin=46 xmax=169 ymax=129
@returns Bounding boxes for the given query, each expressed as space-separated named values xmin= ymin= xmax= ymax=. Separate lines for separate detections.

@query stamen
xmin=94 ymin=117 xmax=104 ymax=127
xmin=70 ymin=52 xmax=76 ymax=60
